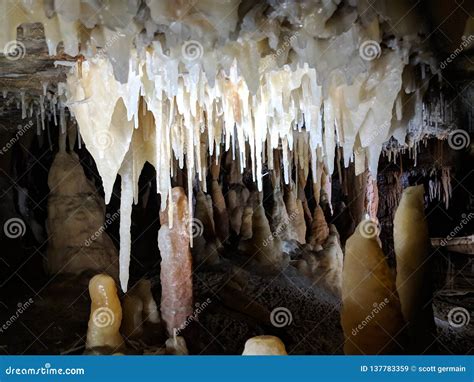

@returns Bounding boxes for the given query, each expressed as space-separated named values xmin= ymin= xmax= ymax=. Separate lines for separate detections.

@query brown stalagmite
xmin=341 ymin=220 xmax=405 ymax=355
xmin=239 ymin=198 xmax=287 ymax=270
xmin=394 ymin=185 xmax=435 ymax=352
xmin=242 ymin=335 xmax=287 ymax=355
xmin=316 ymin=224 xmax=343 ymax=295
xmin=121 ymin=294 xmax=144 ymax=339
xmin=129 ymin=279 xmax=160 ymax=324
xmin=86 ymin=274 xmax=124 ymax=351
xmin=284 ymin=183 xmax=306 ymax=244
xmin=210 ymin=156 xmax=229 ymax=242
xmin=158 ymin=187 xmax=193 ymax=336
xmin=271 ymin=172 xmax=299 ymax=243
xmin=309 ymin=205 xmax=330 ymax=248
xmin=193 ymin=190 xmax=220 ymax=265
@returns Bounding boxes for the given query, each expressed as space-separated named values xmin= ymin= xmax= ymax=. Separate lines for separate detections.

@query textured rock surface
xmin=158 ymin=187 xmax=193 ymax=336
xmin=46 ymin=149 xmax=118 ymax=277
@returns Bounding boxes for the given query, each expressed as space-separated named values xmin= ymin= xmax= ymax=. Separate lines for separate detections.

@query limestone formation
xmin=158 ymin=187 xmax=193 ymax=336
xmin=341 ymin=221 xmax=405 ymax=355
xmin=46 ymin=149 xmax=118 ymax=277
xmin=86 ymin=274 xmax=124 ymax=351
xmin=242 ymin=335 xmax=287 ymax=355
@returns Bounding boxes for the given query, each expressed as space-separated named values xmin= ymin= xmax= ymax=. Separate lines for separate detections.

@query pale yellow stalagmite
xmin=341 ymin=221 xmax=405 ymax=355
xmin=121 ymin=294 xmax=144 ymax=339
xmin=86 ymin=274 xmax=124 ymax=351
xmin=394 ymin=185 xmax=435 ymax=352
xmin=242 ymin=335 xmax=287 ymax=355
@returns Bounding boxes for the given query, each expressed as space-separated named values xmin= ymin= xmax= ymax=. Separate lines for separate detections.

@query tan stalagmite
xmin=210 ymin=157 xmax=229 ymax=243
xmin=239 ymin=198 xmax=287 ymax=270
xmin=394 ymin=185 xmax=435 ymax=351
xmin=284 ymin=184 xmax=306 ymax=244
xmin=316 ymin=224 xmax=344 ymax=296
xmin=242 ymin=335 xmax=287 ymax=355
xmin=341 ymin=221 xmax=405 ymax=354
xmin=46 ymin=150 xmax=118 ymax=277
xmin=121 ymin=294 xmax=144 ymax=339
xmin=129 ymin=279 xmax=160 ymax=324
xmin=158 ymin=187 xmax=193 ymax=336
xmin=193 ymin=190 xmax=220 ymax=265
xmin=309 ymin=205 xmax=330 ymax=248
xmin=165 ymin=331 xmax=189 ymax=355
xmin=86 ymin=274 xmax=124 ymax=351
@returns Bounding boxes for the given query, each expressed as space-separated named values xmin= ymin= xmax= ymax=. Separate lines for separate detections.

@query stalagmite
xmin=341 ymin=221 xmax=405 ymax=355
xmin=394 ymin=185 xmax=435 ymax=352
xmin=271 ymin=172 xmax=299 ymax=243
xmin=129 ymin=279 xmax=160 ymax=324
xmin=309 ymin=205 xmax=330 ymax=248
xmin=210 ymin=157 xmax=229 ymax=243
xmin=193 ymin=191 xmax=220 ymax=265
xmin=239 ymin=200 xmax=287 ymax=271
xmin=284 ymin=184 xmax=306 ymax=244
xmin=158 ymin=187 xmax=193 ymax=336
xmin=86 ymin=274 xmax=124 ymax=352
xmin=165 ymin=332 xmax=189 ymax=355
xmin=46 ymin=149 xmax=118 ymax=277
xmin=242 ymin=336 xmax=287 ymax=355
xmin=316 ymin=225 xmax=344 ymax=295
xmin=121 ymin=295 xmax=144 ymax=339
